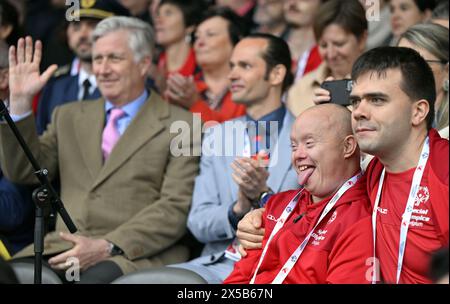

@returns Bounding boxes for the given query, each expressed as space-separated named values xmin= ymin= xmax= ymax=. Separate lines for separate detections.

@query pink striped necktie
xmin=102 ymin=108 xmax=126 ymax=160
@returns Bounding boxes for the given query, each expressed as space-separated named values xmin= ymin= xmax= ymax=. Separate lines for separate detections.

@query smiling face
xmin=318 ymin=24 xmax=366 ymax=79
xmin=350 ymin=69 xmax=418 ymax=158
xmin=228 ymin=38 xmax=272 ymax=105
xmin=290 ymin=106 xmax=355 ymax=201
xmin=92 ymin=30 xmax=150 ymax=105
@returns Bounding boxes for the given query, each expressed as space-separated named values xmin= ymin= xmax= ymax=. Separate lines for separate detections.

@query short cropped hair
xmin=246 ymin=33 xmax=293 ymax=93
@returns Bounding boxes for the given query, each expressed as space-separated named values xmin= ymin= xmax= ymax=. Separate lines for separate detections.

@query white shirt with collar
xmin=77 ymin=67 xmax=97 ymax=101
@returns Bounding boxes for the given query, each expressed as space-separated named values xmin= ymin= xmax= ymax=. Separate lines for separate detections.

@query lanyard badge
xmin=250 ymin=173 xmax=362 ymax=284
xmin=371 ymin=137 xmax=430 ymax=284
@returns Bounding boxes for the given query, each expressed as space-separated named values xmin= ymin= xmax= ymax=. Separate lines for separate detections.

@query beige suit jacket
xmin=0 ymin=91 xmax=200 ymax=274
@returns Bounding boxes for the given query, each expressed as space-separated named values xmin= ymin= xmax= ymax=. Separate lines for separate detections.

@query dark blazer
xmin=0 ymin=170 xmax=34 ymax=255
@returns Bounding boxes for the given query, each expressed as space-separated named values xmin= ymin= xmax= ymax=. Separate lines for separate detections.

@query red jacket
xmin=225 ymin=175 xmax=373 ymax=284
xmin=189 ymin=79 xmax=246 ymax=124
xmin=292 ymin=45 xmax=323 ymax=79
xmin=365 ymin=129 xmax=449 ymax=283
xmin=158 ymin=47 xmax=197 ymax=77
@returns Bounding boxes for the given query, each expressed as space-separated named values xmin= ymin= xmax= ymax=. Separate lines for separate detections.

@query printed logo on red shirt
xmin=414 ymin=186 xmax=430 ymax=207
xmin=311 ymin=229 xmax=328 ymax=246
xmin=410 ymin=186 xmax=431 ymax=228
xmin=377 ymin=207 xmax=388 ymax=215
xmin=266 ymin=214 xmax=278 ymax=223
xmin=327 ymin=211 xmax=338 ymax=225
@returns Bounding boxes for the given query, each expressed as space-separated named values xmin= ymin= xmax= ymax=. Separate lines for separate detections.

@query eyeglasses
xmin=425 ymin=59 xmax=448 ymax=65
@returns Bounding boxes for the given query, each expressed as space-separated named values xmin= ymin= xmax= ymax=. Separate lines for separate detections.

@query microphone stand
xmin=0 ymin=101 xmax=77 ymax=284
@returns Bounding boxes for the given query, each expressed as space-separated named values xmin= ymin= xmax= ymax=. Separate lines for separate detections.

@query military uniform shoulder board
xmin=52 ymin=65 xmax=71 ymax=78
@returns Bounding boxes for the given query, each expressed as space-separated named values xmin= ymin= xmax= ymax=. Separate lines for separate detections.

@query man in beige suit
xmin=0 ymin=16 xmax=199 ymax=283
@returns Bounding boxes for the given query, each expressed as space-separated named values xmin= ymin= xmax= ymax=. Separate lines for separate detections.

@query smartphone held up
xmin=320 ymin=79 xmax=353 ymax=106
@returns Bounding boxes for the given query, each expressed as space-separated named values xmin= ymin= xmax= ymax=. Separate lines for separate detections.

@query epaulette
xmin=52 ymin=64 xmax=71 ymax=78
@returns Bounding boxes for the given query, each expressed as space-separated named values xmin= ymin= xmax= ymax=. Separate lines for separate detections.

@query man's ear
xmin=0 ymin=25 xmax=13 ymax=40
xmin=269 ymin=64 xmax=286 ymax=87
xmin=186 ymin=25 xmax=195 ymax=35
xmin=412 ymin=99 xmax=430 ymax=127
xmin=423 ymin=9 xmax=433 ymax=22
xmin=139 ymin=56 xmax=153 ymax=76
xmin=0 ymin=69 xmax=8 ymax=90
xmin=185 ymin=25 xmax=195 ymax=43
xmin=343 ymin=134 xmax=358 ymax=159
xmin=0 ymin=69 xmax=8 ymax=100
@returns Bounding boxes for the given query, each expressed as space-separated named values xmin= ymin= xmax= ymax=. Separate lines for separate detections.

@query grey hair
xmin=92 ymin=16 xmax=155 ymax=62
xmin=401 ymin=23 xmax=449 ymax=63
xmin=0 ymin=40 xmax=8 ymax=69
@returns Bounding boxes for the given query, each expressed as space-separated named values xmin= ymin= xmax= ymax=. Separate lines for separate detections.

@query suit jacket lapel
xmin=92 ymin=92 xmax=167 ymax=189
xmin=90 ymin=87 xmax=102 ymax=100
xmin=75 ymin=99 xmax=105 ymax=180
xmin=267 ymin=112 xmax=295 ymax=192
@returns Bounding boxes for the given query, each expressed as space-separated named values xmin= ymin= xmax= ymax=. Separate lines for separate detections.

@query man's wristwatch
xmin=250 ymin=188 xmax=274 ymax=208
xmin=108 ymin=242 xmax=124 ymax=256
xmin=258 ymin=188 xmax=274 ymax=207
